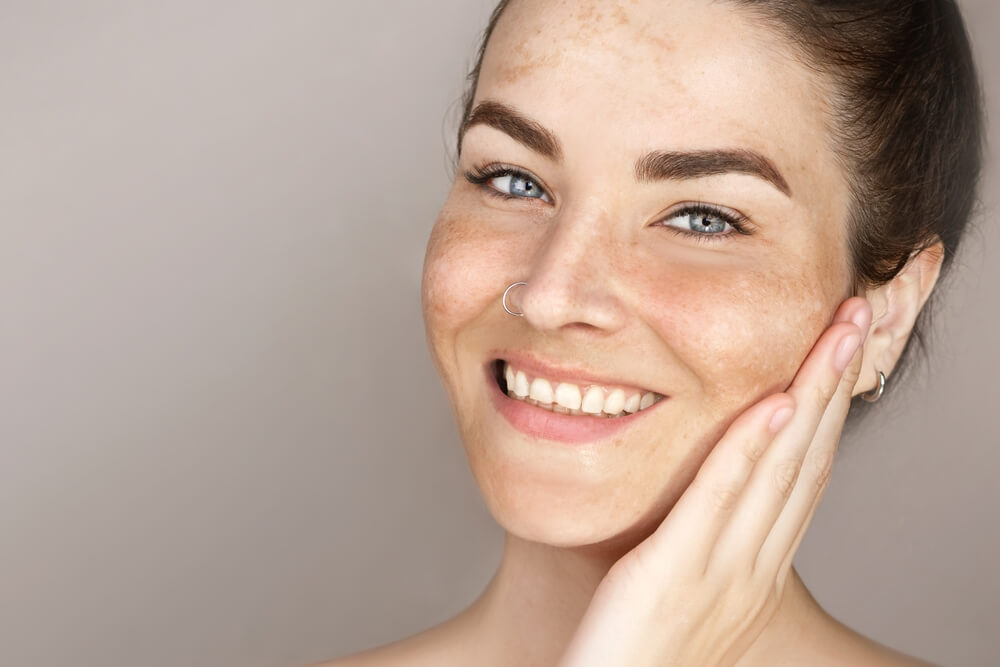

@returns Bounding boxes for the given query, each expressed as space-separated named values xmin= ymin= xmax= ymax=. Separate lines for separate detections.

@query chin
xmin=462 ymin=429 xmax=692 ymax=552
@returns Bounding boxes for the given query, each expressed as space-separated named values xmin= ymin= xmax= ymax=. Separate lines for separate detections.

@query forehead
xmin=473 ymin=0 xmax=841 ymax=202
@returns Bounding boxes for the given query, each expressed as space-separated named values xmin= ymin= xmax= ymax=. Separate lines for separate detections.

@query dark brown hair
xmin=457 ymin=0 xmax=985 ymax=425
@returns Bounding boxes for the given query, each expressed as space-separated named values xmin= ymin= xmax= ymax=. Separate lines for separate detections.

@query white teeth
xmin=529 ymin=377 xmax=554 ymax=404
xmin=581 ymin=386 xmax=605 ymax=415
xmin=603 ymin=389 xmax=626 ymax=415
xmin=500 ymin=360 xmax=664 ymax=418
xmin=555 ymin=382 xmax=582 ymax=410
xmin=514 ymin=370 xmax=530 ymax=398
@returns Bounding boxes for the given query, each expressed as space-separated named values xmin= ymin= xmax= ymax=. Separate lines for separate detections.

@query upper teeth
xmin=502 ymin=361 xmax=663 ymax=418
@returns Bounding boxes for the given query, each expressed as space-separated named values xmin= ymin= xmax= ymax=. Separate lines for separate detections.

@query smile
xmin=493 ymin=359 xmax=665 ymax=419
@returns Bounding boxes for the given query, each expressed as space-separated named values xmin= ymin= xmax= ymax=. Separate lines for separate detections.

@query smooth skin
xmin=320 ymin=0 xmax=944 ymax=665
xmin=556 ymin=297 xmax=872 ymax=666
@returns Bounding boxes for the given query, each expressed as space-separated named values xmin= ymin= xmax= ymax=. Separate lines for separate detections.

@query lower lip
xmin=484 ymin=363 xmax=664 ymax=444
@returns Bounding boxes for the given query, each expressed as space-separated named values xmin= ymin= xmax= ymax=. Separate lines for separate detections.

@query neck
xmin=456 ymin=531 xmax=827 ymax=667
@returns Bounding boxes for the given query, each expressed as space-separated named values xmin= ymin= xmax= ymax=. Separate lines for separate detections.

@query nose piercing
xmin=502 ymin=281 xmax=527 ymax=317
xmin=862 ymin=370 xmax=886 ymax=403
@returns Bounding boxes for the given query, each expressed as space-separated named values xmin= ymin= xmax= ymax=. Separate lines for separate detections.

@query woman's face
xmin=422 ymin=0 xmax=854 ymax=549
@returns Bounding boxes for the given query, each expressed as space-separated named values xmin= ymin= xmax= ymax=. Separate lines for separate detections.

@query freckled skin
xmin=422 ymin=0 xmax=854 ymax=553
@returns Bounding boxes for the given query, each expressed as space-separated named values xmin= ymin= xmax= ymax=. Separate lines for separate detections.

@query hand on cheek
xmin=556 ymin=297 xmax=873 ymax=667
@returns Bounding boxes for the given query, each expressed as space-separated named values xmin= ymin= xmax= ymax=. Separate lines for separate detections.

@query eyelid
xmin=649 ymin=201 xmax=757 ymax=247
xmin=463 ymin=163 xmax=756 ymax=242
xmin=658 ymin=201 xmax=755 ymax=234
xmin=464 ymin=162 xmax=554 ymax=203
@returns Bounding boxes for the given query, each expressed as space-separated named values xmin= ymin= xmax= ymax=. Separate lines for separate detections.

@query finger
xmin=760 ymin=303 xmax=873 ymax=577
xmin=765 ymin=374 xmax=860 ymax=580
xmin=644 ymin=392 xmax=796 ymax=573
xmin=708 ymin=297 xmax=871 ymax=574
xmin=765 ymin=376 xmax=858 ymax=586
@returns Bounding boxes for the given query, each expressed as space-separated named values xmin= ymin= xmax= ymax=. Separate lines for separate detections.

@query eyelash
xmin=465 ymin=163 xmax=549 ymax=201
xmin=463 ymin=162 xmax=754 ymax=244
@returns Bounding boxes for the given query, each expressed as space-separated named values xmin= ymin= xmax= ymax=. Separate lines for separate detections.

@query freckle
xmin=499 ymin=51 xmax=560 ymax=85
xmin=645 ymin=32 xmax=674 ymax=54
xmin=575 ymin=2 xmax=596 ymax=22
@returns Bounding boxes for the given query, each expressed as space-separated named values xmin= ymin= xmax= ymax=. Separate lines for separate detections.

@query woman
xmin=324 ymin=0 xmax=984 ymax=665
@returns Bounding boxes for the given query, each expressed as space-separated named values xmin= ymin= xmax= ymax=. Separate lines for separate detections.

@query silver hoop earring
xmin=502 ymin=281 xmax=526 ymax=317
xmin=862 ymin=370 xmax=886 ymax=403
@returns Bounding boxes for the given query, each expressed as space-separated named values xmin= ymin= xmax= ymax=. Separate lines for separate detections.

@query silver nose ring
xmin=502 ymin=281 xmax=527 ymax=317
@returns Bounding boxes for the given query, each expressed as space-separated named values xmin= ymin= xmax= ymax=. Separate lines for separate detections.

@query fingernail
xmin=769 ymin=406 xmax=795 ymax=434
xmin=834 ymin=334 xmax=861 ymax=373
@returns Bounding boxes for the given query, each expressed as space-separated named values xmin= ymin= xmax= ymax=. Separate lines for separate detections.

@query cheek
xmin=420 ymin=207 xmax=515 ymax=368
xmin=422 ymin=213 xmax=475 ymax=363
xmin=421 ymin=213 xmax=469 ymax=335
xmin=635 ymin=257 xmax=844 ymax=415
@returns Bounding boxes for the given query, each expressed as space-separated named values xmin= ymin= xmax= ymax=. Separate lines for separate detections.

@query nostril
xmin=565 ymin=322 xmax=602 ymax=333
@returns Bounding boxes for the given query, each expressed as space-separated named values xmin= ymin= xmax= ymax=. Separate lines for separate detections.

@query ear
xmin=855 ymin=241 xmax=945 ymax=397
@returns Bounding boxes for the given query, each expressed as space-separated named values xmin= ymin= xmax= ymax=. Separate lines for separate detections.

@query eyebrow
xmin=460 ymin=100 xmax=792 ymax=198
xmin=460 ymin=100 xmax=563 ymax=162
xmin=634 ymin=149 xmax=791 ymax=197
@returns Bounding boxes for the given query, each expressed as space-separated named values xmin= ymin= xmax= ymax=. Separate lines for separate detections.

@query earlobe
xmin=855 ymin=241 xmax=945 ymax=397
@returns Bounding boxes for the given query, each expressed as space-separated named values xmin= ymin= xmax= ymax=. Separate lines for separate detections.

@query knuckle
xmin=808 ymin=450 xmax=836 ymax=489
xmin=809 ymin=382 xmax=834 ymax=412
xmin=710 ymin=485 xmax=741 ymax=512
xmin=772 ymin=460 xmax=800 ymax=499
xmin=840 ymin=359 xmax=863 ymax=389
xmin=740 ymin=434 xmax=768 ymax=464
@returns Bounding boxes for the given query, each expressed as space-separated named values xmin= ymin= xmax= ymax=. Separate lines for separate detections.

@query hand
xmin=556 ymin=296 xmax=874 ymax=667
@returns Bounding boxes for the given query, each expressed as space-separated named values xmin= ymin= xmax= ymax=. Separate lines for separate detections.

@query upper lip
xmin=489 ymin=349 xmax=665 ymax=396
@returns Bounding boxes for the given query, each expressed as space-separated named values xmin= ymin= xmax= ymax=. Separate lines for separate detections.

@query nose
xmin=511 ymin=210 xmax=629 ymax=334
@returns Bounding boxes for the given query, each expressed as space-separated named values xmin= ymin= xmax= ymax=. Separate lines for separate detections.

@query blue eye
xmin=663 ymin=209 xmax=733 ymax=234
xmin=465 ymin=163 xmax=552 ymax=203
xmin=463 ymin=165 xmax=752 ymax=244
xmin=490 ymin=174 xmax=548 ymax=200
xmin=655 ymin=203 xmax=752 ymax=243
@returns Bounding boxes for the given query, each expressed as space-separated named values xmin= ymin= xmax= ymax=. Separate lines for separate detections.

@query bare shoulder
xmin=303 ymin=617 xmax=472 ymax=667
xmin=851 ymin=636 xmax=938 ymax=667
xmin=801 ymin=614 xmax=939 ymax=667
xmin=834 ymin=639 xmax=939 ymax=667
xmin=303 ymin=640 xmax=442 ymax=667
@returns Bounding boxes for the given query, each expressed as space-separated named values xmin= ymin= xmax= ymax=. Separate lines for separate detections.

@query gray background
xmin=1 ymin=2 xmax=996 ymax=666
